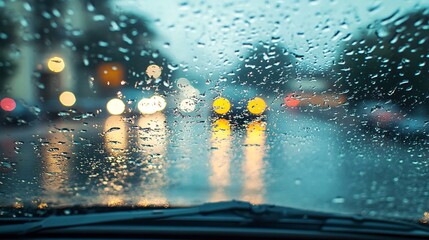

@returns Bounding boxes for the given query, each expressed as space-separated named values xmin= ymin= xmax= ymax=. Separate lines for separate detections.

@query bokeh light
xmin=47 ymin=57 xmax=65 ymax=73
xmin=284 ymin=93 xmax=301 ymax=107
xmin=177 ymin=78 xmax=190 ymax=89
xmin=138 ymin=96 xmax=167 ymax=115
xmin=179 ymin=99 xmax=196 ymax=112
xmin=247 ymin=97 xmax=266 ymax=115
xmin=59 ymin=91 xmax=76 ymax=107
xmin=138 ymin=98 xmax=158 ymax=115
xmin=0 ymin=97 xmax=16 ymax=112
xmin=97 ymin=63 xmax=124 ymax=87
xmin=151 ymin=95 xmax=167 ymax=111
xmin=213 ymin=97 xmax=231 ymax=115
xmin=146 ymin=64 xmax=162 ymax=79
xmin=106 ymin=98 xmax=126 ymax=115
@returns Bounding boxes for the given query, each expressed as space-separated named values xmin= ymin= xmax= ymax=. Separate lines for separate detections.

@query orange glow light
xmin=97 ymin=63 xmax=124 ymax=87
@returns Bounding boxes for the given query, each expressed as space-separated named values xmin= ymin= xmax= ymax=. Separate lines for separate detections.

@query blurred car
xmin=210 ymin=84 xmax=267 ymax=124
xmin=0 ymin=97 xmax=38 ymax=126
xmin=356 ymin=101 xmax=403 ymax=129
xmin=284 ymin=78 xmax=346 ymax=108
xmin=355 ymin=100 xmax=429 ymax=138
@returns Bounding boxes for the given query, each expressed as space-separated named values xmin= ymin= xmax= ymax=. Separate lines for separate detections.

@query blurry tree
xmin=32 ymin=0 xmax=66 ymax=49
xmin=73 ymin=0 xmax=171 ymax=97
xmin=234 ymin=43 xmax=299 ymax=96
xmin=334 ymin=10 xmax=429 ymax=112
xmin=0 ymin=8 xmax=17 ymax=94
xmin=28 ymin=0 xmax=171 ymax=100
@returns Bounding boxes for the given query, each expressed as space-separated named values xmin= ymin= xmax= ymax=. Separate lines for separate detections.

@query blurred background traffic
xmin=0 ymin=0 xmax=428 ymax=137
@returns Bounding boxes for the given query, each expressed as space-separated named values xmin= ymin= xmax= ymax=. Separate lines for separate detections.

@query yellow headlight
xmin=247 ymin=97 xmax=266 ymax=115
xmin=47 ymin=56 xmax=65 ymax=73
xmin=213 ymin=97 xmax=231 ymax=115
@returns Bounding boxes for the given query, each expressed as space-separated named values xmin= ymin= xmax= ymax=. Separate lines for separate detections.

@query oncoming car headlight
xmin=138 ymin=95 xmax=167 ymax=115
xmin=213 ymin=97 xmax=231 ymax=115
xmin=247 ymin=97 xmax=266 ymax=115
xmin=106 ymin=98 xmax=126 ymax=115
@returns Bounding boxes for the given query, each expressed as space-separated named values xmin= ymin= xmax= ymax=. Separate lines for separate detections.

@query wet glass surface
xmin=0 ymin=0 xmax=428 ymax=222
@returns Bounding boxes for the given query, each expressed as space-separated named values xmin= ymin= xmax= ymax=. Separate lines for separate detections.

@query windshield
xmin=0 ymin=0 xmax=428 ymax=224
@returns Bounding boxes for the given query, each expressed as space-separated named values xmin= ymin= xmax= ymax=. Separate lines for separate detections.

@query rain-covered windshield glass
xmin=0 ymin=0 xmax=428 ymax=223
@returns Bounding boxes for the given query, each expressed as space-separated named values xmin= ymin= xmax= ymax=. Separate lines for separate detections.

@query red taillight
xmin=0 ymin=98 xmax=16 ymax=112
xmin=284 ymin=94 xmax=300 ymax=107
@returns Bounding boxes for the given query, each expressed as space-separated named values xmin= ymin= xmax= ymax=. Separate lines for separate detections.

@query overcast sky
xmin=113 ymin=0 xmax=428 ymax=76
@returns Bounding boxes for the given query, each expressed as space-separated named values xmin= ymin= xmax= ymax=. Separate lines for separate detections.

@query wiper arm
xmin=1 ymin=200 xmax=428 ymax=237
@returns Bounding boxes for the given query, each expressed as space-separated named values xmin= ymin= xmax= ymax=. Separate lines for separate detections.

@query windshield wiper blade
xmin=0 ymin=200 xmax=251 ymax=236
xmin=0 ymin=200 xmax=428 ymax=237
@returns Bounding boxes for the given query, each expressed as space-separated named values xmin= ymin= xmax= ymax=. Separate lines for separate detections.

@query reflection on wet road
xmin=0 ymin=109 xmax=429 ymax=220
xmin=241 ymin=120 xmax=266 ymax=204
xmin=136 ymin=113 xmax=168 ymax=206
xmin=209 ymin=119 xmax=232 ymax=202
xmin=40 ymin=124 xmax=71 ymax=207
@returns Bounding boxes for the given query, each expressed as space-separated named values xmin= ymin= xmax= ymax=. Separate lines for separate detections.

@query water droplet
xmin=106 ymin=127 xmax=121 ymax=133
xmin=332 ymin=197 xmax=345 ymax=204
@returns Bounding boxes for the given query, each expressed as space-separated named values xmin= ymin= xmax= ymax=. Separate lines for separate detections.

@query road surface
xmin=0 ymin=106 xmax=428 ymax=220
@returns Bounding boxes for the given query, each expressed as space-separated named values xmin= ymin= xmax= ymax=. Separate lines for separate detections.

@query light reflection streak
xmin=0 ymin=139 xmax=15 ymax=171
xmin=97 ymin=116 xmax=130 ymax=205
xmin=241 ymin=120 xmax=267 ymax=204
xmin=209 ymin=118 xmax=232 ymax=202
xmin=137 ymin=112 xmax=168 ymax=206
xmin=40 ymin=125 xmax=72 ymax=206
xmin=420 ymin=212 xmax=429 ymax=224
xmin=104 ymin=115 xmax=128 ymax=157
xmin=106 ymin=196 xmax=125 ymax=207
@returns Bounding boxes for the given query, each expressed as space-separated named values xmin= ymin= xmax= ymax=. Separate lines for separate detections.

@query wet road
xmin=0 ymin=107 xmax=428 ymax=220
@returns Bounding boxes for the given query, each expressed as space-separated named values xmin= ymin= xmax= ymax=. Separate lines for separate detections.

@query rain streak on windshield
xmin=0 ymin=0 xmax=428 ymax=223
